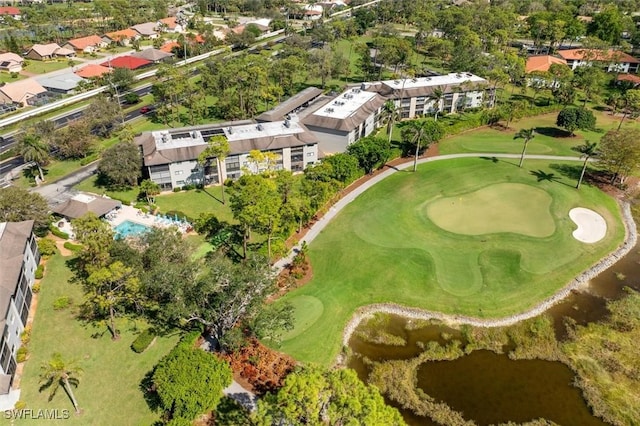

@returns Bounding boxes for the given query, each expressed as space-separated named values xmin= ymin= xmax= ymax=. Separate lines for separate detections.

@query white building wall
xmin=303 ymin=144 xmax=318 ymax=167
xmin=282 ymin=147 xmax=292 ymax=170
xmin=168 ymin=160 xmax=200 ymax=188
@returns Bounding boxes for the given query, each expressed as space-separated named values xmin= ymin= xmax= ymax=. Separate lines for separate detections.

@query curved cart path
xmin=270 ymin=153 xmax=636 ymax=357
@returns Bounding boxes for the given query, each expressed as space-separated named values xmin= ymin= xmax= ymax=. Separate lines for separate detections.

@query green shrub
xmin=131 ymin=328 xmax=156 ymax=353
xmin=32 ymin=283 xmax=40 ymax=293
xmin=16 ymin=346 xmax=28 ymax=363
xmin=10 ymin=72 xmax=18 ymax=79
xmin=20 ymin=326 xmax=31 ymax=345
xmin=49 ymin=225 xmax=69 ymax=240
xmin=80 ymin=153 xmax=99 ymax=166
xmin=173 ymin=187 xmax=182 ymax=192
xmin=182 ymin=183 xmax=196 ymax=191
xmin=53 ymin=296 xmax=73 ymax=310
xmin=37 ymin=238 xmax=57 ymax=256
xmin=14 ymin=401 xmax=26 ymax=410
xmin=63 ymin=242 xmax=83 ymax=252
xmin=35 ymin=264 xmax=44 ymax=279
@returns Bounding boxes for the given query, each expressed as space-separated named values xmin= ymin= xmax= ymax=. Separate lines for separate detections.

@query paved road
xmin=31 ymin=163 xmax=98 ymax=206
xmin=273 ymin=153 xmax=586 ymax=271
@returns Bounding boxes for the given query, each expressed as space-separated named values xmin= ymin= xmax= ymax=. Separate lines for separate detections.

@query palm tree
xmin=380 ymin=100 xmax=400 ymax=148
xmin=429 ymin=86 xmax=444 ymax=121
xmin=574 ymin=141 xmax=598 ymax=189
xmin=39 ymin=353 xmax=82 ymax=414
xmin=198 ymin=135 xmax=230 ymax=204
xmin=513 ymin=128 xmax=536 ymax=168
xmin=402 ymin=120 xmax=443 ymax=172
xmin=18 ymin=133 xmax=49 ymax=183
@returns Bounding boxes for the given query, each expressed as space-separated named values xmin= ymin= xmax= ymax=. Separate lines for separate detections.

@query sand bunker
xmin=569 ymin=208 xmax=607 ymax=243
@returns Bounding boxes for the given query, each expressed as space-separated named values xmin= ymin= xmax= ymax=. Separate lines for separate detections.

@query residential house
xmin=36 ymin=72 xmax=86 ymax=94
xmin=159 ymin=41 xmax=180 ymax=54
xmin=256 ymin=87 xmax=324 ymax=122
xmin=135 ymin=120 xmax=319 ymax=190
xmin=0 ymin=220 xmax=39 ymax=394
xmin=101 ymin=56 xmax=152 ymax=70
xmin=51 ymin=193 xmax=121 ymax=221
xmin=0 ymin=6 xmax=20 ymax=20
xmin=369 ymin=72 xmax=493 ymax=119
xmin=131 ymin=22 xmax=159 ymax=39
xmin=302 ymin=87 xmax=385 ymax=154
xmin=0 ymin=52 xmax=23 ymax=72
xmin=131 ymin=48 xmax=173 ymax=64
xmin=525 ymin=55 xmax=568 ymax=73
xmin=616 ymin=73 xmax=640 ymax=88
xmin=0 ymin=79 xmax=47 ymax=107
xmin=157 ymin=17 xmax=184 ymax=33
xmin=24 ymin=43 xmax=75 ymax=61
xmin=557 ymin=49 xmax=640 ymax=73
xmin=74 ymin=64 xmax=111 ymax=79
xmin=63 ymin=35 xmax=107 ymax=54
xmin=102 ymin=29 xmax=139 ymax=47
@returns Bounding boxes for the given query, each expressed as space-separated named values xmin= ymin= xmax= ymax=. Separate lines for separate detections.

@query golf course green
xmin=275 ymin=158 xmax=625 ymax=365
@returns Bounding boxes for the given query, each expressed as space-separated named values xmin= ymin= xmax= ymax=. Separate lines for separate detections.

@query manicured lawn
xmin=154 ymin=187 xmax=234 ymax=223
xmin=24 ymin=60 xmax=80 ymax=74
xmin=73 ymin=175 xmax=139 ymax=203
xmin=273 ymin=158 xmax=625 ymax=365
xmin=17 ymin=253 xmax=180 ymax=425
xmin=0 ymin=72 xmax=26 ymax=84
xmin=438 ymin=111 xmax=640 ymax=156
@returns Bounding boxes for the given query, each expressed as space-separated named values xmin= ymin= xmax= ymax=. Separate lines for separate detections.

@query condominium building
xmin=0 ymin=220 xmax=39 ymax=394
xmin=135 ymin=120 xmax=319 ymax=190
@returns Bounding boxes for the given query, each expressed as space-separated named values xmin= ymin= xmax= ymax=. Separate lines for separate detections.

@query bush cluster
xmin=79 ymin=153 xmax=99 ymax=166
xmin=131 ymin=328 xmax=156 ymax=353
xmin=35 ymin=264 xmax=44 ymax=279
xmin=48 ymin=225 xmax=69 ymax=240
xmin=63 ymin=242 xmax=83 ymax=252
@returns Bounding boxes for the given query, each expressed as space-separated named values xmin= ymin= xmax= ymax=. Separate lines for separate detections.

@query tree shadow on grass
xmin=196 ymin=187 xmax=223 ymax=205
xmin=139 ymin=368 xmax=163 ymax=413
xmin=530 ymin=169 xmax=574 ymax=188
xmin=549 ymin=163 xmax=582 ymax=181
xmin=534 ymin=126 xmax=572 ymax=138
xmin=478 ymin=156 xmax=519 ymax=168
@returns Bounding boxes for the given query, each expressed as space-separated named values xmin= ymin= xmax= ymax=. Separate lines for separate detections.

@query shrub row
xmin=131 ymin=328 xmax=157 ymax=353
xmin=48 ymin=225 xmax=69 ymax=240
xmin=63 ymin=242 xmax=83 ymax=252
xmin=35 ymin=264 xmax=44 ymax=280
xmin=79 ymin=153 xmax=99 ymax=166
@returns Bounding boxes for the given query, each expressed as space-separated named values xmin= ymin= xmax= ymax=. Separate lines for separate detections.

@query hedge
xmin=79 ymin=153 xmax=99 ymax=166
xmin=63 ymin=242 xmax=83 ymax=252
xmin=131 ymin=328 xmax=156 ymax=353
xmin=49 ymin=225 xmax=69 ymax=240
xmin=35 ymin=264 xmax=44 ymax=279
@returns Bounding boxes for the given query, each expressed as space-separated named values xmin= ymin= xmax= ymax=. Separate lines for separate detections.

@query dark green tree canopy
xmin=98 ymin=141 xmax=142 ymax=188
xmin=347 ymin=136 xmax=390 ymax=174
xmin=153 ymin=345 xmax=232 ymax=421
xmin=556 ymin=107 xmax=596 ymax=136
xmin=0 ymin=187 xmax=50 ymax=232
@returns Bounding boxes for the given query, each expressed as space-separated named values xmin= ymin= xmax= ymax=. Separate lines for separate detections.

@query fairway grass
xmin=274 ymin=158 xmax=625 ymax=366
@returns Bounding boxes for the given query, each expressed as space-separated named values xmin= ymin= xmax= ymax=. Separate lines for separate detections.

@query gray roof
xmin=132 ymin=48 xmax=173 ymax=62
xmin=131 ymin=22 xmax=158 ymax=36
xmin=302 ymin=92 xmax=386 ymax=133
xmin=256 ymin=87 xmax=323 ymax=122
xmin=0 ymin=221 xmax=34 ymax=324
xmin=136 ymin=120 xmax=318 ymax=166
xmin=36 ymin=72 xmax=86 ymax=92
xmin=51 ymin=196 xmax=121 ymax=219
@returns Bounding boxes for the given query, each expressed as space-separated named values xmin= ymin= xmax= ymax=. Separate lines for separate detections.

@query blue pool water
xmin=114 ymin=220 xmax=151 ymax=239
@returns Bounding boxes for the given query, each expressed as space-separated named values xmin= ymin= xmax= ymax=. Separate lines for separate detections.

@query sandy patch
xmin=569 ymin=208 xmax=607 ymax=243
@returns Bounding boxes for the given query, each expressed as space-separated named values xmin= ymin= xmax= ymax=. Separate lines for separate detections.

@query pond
xmin=348 ymin=241 xmax=640 ymax=425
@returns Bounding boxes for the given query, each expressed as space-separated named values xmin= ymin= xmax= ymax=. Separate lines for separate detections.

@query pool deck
xmin=107 ymin=205 xmax=191 ymax=233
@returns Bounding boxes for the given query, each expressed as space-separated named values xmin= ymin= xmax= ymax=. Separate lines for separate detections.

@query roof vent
xmin=256 ymin=124 xmax=264 ymax=131
xmin=412 ymin=78 xmax=417 ymax=82
xmin=227 ymin=127 xmax=233 ymax=134
xmin=161 ymin=133 xmax=170 ymax=143
xmin=426 ymin=77 xmax=431 ymax=81
xmin=325 ymin=107 xmax=334 ymax=113
xmin=394 ymin=80 xmax=400 ymax=84
xmin=191 ymin=131 xmax=197 ymax=138
xmin=283 ymin=119 xmax=290 ymax=128
xmin=456 ymin=73 xmax=462 ymax=78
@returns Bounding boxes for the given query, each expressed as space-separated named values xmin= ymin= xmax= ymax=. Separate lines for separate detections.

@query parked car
xmin=140 ymin=105 xmax=155 ymax=114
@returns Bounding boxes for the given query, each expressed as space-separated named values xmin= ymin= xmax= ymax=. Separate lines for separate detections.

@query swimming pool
xmin=113 ymin=220 xmax=151 ymax=239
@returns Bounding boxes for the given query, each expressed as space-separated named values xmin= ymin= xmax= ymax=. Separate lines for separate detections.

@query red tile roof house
xmin=24 ymin=43 xmax=75 ymax=61
xmin=0 ymin=52 xmax=24 ymax=73
xmin=102 ymin=29 xmax=139 ymax=47
xmin=557 ymin=49 xmax=640 ymax=74
xmin=101 ymin=56 xmax=152 ymax=70
xmin=62 ymin=35 xmax=107 ymax=54
xmin=0 ymin=6 xmax=21 ymax=20
xmin=525 ymin=55 xmax=568 ymax=73
xmin=74 ymin=64 xmax=112 ymax=79
xmin=156 ymin=17 xmax=184 ymax=33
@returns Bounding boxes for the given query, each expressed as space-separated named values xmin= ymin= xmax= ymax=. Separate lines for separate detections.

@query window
xmin=174 ymin=170 xmax=184 ymax=175
xmin=176 ymin=180 xmax=185 ymax=186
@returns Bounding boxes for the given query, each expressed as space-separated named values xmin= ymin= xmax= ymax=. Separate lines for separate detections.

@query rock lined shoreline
xmin=340 ymin=202 xmax=637 ymax=356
